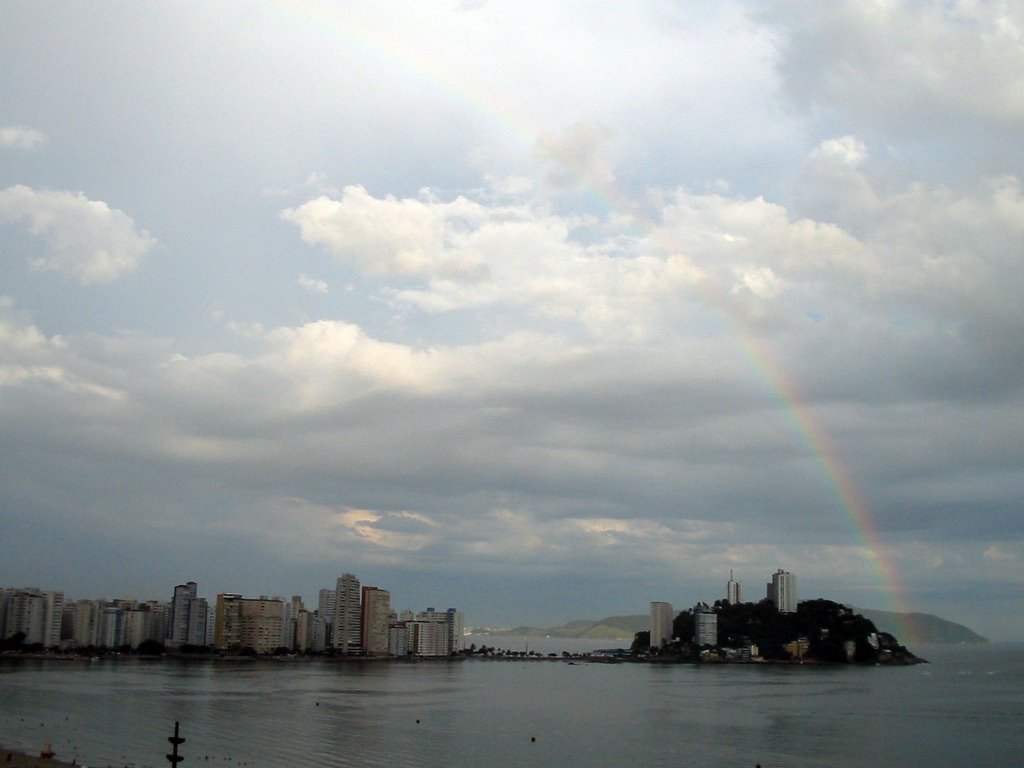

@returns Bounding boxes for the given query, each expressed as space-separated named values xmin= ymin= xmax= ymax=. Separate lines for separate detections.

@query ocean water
xmin=1 ymin=643 xmax=1021 ymax=768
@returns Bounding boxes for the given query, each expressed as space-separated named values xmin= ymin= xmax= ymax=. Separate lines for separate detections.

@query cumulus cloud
xmin=282 ymin=186 xmax=487 ymax=279
xmin=792 ymin=137 xmax=1024 ymax=323
xmin=0 ymin=185 xmax=155 ymax=283
xmin=0 ymin=125 xmax=46 ymax=149
xmin=0 ymin=297 xmax=121 ymax=399
xmin=297 ymin=273 xmax=328 ymax=294
xmin=280 ymin=164 xmax=1024 ymax=351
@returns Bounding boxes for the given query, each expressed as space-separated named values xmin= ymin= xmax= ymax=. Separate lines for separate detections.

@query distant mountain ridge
xmin=476 ymin=607 xmax=986 ymax=645
xmin=482 ymin=614 xmax=647 ymax=639
xmin=851 ymin=607 xmax=987 ymax=644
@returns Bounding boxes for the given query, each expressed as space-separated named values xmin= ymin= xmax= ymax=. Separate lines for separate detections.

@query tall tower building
xmin=317 ymin=588 xmax=336 ymax=645
xmin=317 ymin=589 xmax=336 ymax=622
xmin=650 ymin=601 xmax=674 ymax=648
xmin=769 ymin=569 xmax=796 ymax=613
xmin=693 ymin=602 xmax=717 ymax=646
xmin=726 ymin=570 xmax=742 ymax=605
xmin=360 ymin=586 xmax=391 ymax=655
xmin=169 ymin=582 xmax=196 ymax=645
xmin=333 ymin=573 xmax=361 ymax=654
xmin=285 ymin=596 xmax=304 ymax=650
xmin=72 ymin=600 xmax=102 ymax=647
xmin=1 ymin=589 xmax=63 ymax=647
xmin=168 ymin=582 xmax=208 ymax=647
xmin=445 ymin=608 xmax=464 ymax=653
xmin=214 ymin=593 xmax=243 ymax=651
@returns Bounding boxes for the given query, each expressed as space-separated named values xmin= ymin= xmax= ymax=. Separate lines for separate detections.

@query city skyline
xmin=1 ymin=575 xmax=465 ymax=656
xmin=2 ymin=2 xmax=1023 ymax=641
xmin=4 ymin=566 xmax=822 ymax=646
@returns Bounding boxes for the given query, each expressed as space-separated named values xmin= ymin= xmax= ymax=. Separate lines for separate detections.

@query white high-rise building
xmin=0 ymin=588 xmax=63 ymax=647
xmin=119 ymin=602 xmax=165 ymax=650
xmin=410 ymin=619 xmax=448 ymax=656
xmin=406 ymin=607 xmax=463 ymax=656
xmin=317 ymin=589 xmax=336 ymax=622
xmin=123 ymin=609 xmax=148 ymax=650
xmin=650 ymin=601 xmax=674 ymax=648
xmin=693 ymin=603 xmax=717 ymax=646
xmin=72 ymin=600 xmax=102 ymax=647
xmin=168 ymin=582 xmax=209 ymax=647
xmin=726 ymin=570 xmax=741 ymax=604
xmin=769 ymin=569 xmax=796 ymax=613
xmin=285 ymin=596 xmax=304 ymax=650
xmin=317 ymin=588 xmax=336 ymax=645
xmin=333 ymin=574 xmax=362 ymax=654
xmin=98 ymin=606 xmax=124 ymax=648
xmin=310 ymin=614 xmax=329 ymax=652
xmin=388 ymin=622 xmax=409 ymax=656
xmin=446 ymin=608 xmax=464 ymax=653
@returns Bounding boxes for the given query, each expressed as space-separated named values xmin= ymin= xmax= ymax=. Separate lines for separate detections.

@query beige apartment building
xmin=360 ymin=586 xmax=391 ymax=655
xmin=214 ymin=593 xmax=284 ymax=654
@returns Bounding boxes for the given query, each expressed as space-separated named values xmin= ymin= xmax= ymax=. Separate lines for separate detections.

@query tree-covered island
xmin=631 ymin=599 xmax=924 ymax=665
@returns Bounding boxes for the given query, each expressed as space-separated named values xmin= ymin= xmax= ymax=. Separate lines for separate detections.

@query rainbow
xmin=736 ymin=334 xmax=919 ymax=644
xmin=264 ymin=0 xmax=918 ymax=645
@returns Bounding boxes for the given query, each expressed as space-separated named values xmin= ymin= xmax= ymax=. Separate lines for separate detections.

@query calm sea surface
xmin=1 ymin=642 xmax=1022 ymax=768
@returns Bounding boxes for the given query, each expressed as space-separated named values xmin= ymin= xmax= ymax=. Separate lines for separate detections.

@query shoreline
xmin=1 ymin=746 xmax=75 ymax=768
xmin=0 ymin=649 xmax=924 ymax=666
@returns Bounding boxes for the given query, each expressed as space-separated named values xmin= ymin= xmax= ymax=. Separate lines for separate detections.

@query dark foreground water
xmin=1 ymin=643 xmax=1022 ymax=768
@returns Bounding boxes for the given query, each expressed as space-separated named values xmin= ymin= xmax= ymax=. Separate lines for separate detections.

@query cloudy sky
xmin=2 ymin=0 xmax=1022 ymax=640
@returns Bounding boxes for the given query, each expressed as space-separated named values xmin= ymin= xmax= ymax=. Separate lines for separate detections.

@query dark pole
xmin=166 ymin=721 xmax=184 ymax=766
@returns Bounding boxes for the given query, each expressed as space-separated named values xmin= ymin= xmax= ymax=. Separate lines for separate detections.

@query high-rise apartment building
xmin=768 ymin=569 xmax=796 ymax=613
xmin=317 ymin=589 xmax=336 ymax=623
xmin=410 ymin=619 xmax=447 ymax=656
xmin=726 ymin=570 xmax=741 ymax=605
xmin=310 ymin=614 xmax=329 ymax=652
xmin=214 ymin=593 xmax=285 ymax=654
xmin=168 ymin=582 xmax=209 ymax=647
xmin=650 ymin=601 xmax=674 ymax=648
xmin=284 ymin=596 xmax=304 ymax=650
xmin=446 ymin=608 xmax=464 ymax=653
xmin=388 ymin=622 xmax=409 ymax=656
xmin=98 ymin=605 xmax=124 ymax=648
xmin=0 ymin=588 xmax=63 ymax=647
xmin=332 ymin=574 xmax=361 ymax=654
xmin=402 ymin=607 xmax=463 ymax=657
xmin=72 ymin=599 xmax=101 ymax=647
xmin=360 ymin=586 xmax=391 ymax=655
xmin=693 ymin=602 xmax=717 ymax=646
xmin=123 ymin=609 xmax=149 ymax=650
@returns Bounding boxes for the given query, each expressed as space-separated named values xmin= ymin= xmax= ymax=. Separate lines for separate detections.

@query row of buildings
xmin=0 ymin=587 xmax=173 ymax=651
xmin=0 ymin=574 xmax=464 ymax=658
xmin=650 ymin=569 xmax=797 ymax=647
